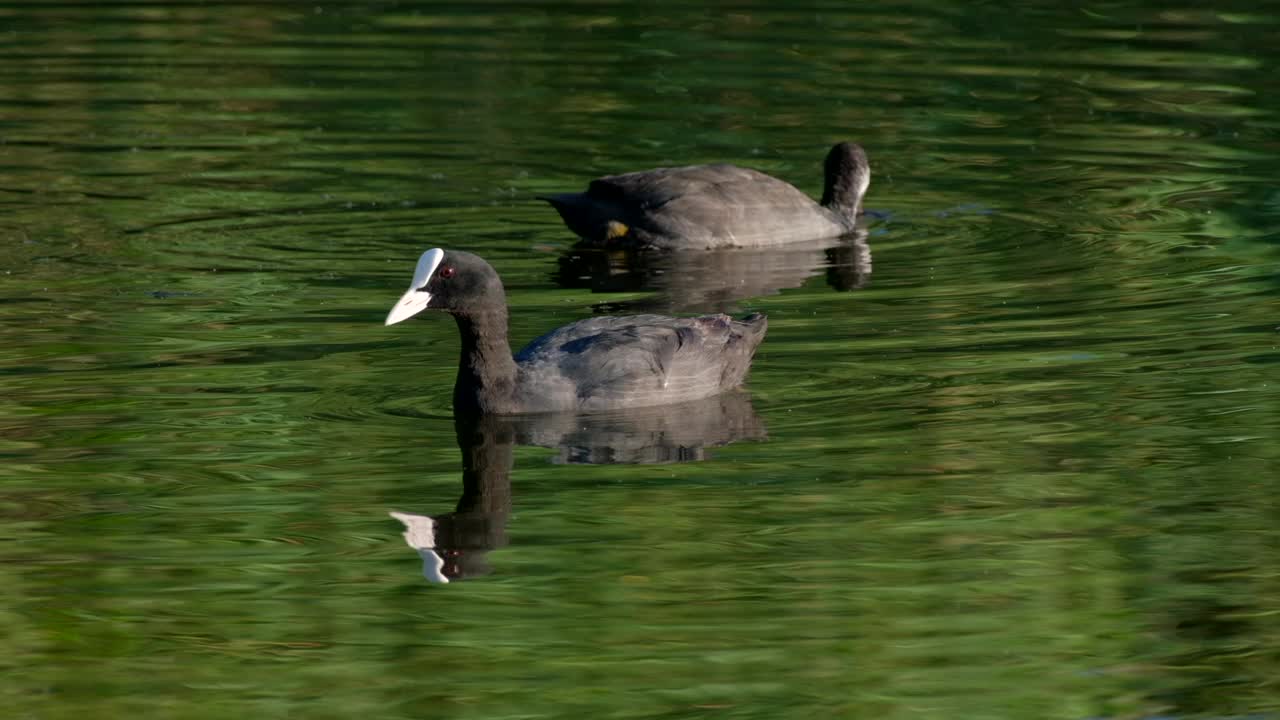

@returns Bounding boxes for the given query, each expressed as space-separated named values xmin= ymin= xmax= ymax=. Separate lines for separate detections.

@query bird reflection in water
xmin=389 ymin=391 xmax=765 ymax=583
xmin=553 ymin=232 xmax=872 ymax=314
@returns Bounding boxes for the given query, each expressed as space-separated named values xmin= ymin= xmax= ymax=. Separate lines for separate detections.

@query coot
xmin=540 ymin=142 xmax=870 ymax=249
xmin=385 ymin=249 xmax=767 ymax=415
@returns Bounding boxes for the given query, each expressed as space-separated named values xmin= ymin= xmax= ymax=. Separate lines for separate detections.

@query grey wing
xmin=589 ymin=166 xmax=715 ymax=209
xmin=598 ymin=166 xmax=833 ymax=246
xmin=516 ymin=315 xmax=729 ymax=409
xmin=591 ymin=164 xmax=761 ymax=212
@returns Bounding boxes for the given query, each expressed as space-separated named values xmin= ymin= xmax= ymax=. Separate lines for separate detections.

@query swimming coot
xmin=540 ymin=142 xmax=870 ymax=250
xmin=385 ymin=248 xmax=767 ymax=415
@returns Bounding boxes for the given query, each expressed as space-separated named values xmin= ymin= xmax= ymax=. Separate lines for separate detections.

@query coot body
xmin=540 ymin=142 xmax=870 ymax=249
xmin=385 ymin=248 xmax=767 ymax=415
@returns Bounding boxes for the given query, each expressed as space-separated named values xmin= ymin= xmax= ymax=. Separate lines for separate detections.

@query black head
xmin=385 ymin=248 xmax=507 ymax=325
xmin=819 ymin=142 xmax=871 ymax=218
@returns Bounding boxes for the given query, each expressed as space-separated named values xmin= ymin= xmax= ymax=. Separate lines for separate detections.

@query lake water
xmin=3 ymin=2 xmax=1280 ymax=718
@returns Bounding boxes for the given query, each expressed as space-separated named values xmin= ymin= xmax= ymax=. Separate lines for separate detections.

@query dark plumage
xmin=385 ymin=249 xmax=767 ymax=415
xmin=540 ymin=142 xmax=870 ymax=250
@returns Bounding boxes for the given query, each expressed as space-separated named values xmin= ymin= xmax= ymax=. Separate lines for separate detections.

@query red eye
xmin=439 ymin=266 xmax=456 ymax=279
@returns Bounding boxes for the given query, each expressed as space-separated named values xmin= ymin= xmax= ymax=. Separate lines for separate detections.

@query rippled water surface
xmin=4 ymin=2 xmax=1280 ymax=718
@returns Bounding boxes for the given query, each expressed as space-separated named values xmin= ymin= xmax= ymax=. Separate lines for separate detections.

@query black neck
xmin=820 ymin=177 xmax=863 ymax=220
xmin=452 ymin=309 xmax=519 ymax=415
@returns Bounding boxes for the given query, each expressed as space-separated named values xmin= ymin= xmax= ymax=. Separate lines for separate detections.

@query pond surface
xmin=3 ymin=2 xmax=1280 ymax=718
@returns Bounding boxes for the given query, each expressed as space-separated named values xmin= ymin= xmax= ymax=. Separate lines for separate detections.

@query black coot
xmin=540 ymin=142 xmax=870 ymax=250
xmin=385 ymin=249 xmax=767 ymax=415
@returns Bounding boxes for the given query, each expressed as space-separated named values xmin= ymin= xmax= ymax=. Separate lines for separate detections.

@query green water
xmin=4 ymin=2 xmax=1280 ymax=718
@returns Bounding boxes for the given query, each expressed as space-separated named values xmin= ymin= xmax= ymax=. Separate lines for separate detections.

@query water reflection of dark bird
xmin=554 ymin=232 xmax=872 ymax=314
xmin=389 ymin=415 xmax=515 ymax=584
xmin=389 ymin=392 xmax=765 ymax=583
xmin=516 ymin=390 xmax=765 ymax=465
